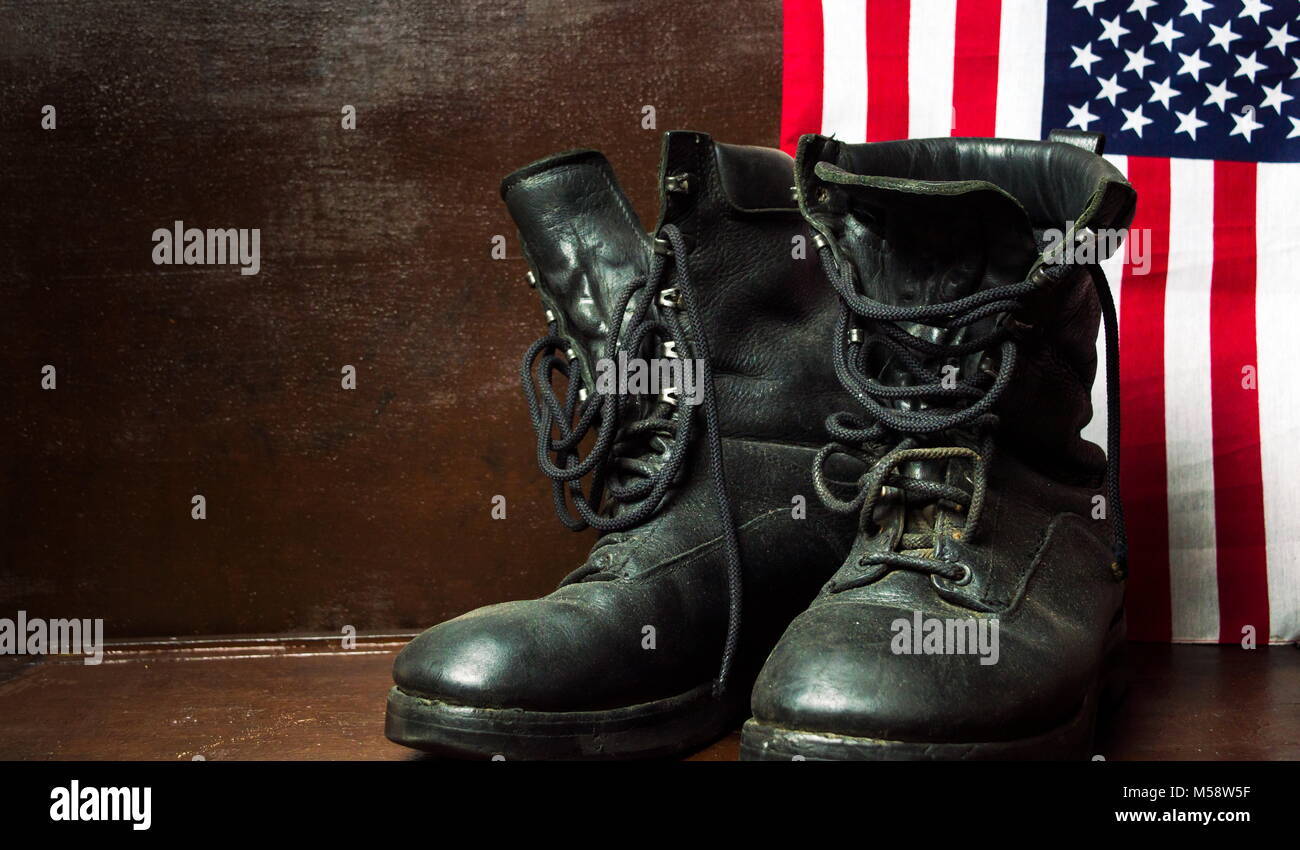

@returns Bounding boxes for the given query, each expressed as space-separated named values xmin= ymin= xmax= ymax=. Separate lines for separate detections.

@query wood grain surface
xmin=0 ymin=1 xmax=783 ymax=637
xmin=0 ymin=641 xmax=1295 ymax=760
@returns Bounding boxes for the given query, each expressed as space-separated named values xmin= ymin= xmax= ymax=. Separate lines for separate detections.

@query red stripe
xmin=1210 ymin=161 xmax=1270 ymax=644
xmin=1119 ymin=157 xmax=1173 ymax=643
xmin=951 ymin=0 xmax=1001 ymax=137
xmin=780 ymin=0 xmax=824 ymax=156
xmin=865 ymin=0 xmax=909 ymax=141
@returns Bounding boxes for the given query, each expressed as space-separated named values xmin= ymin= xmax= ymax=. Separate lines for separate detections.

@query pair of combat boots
xmin=386 ymin=129 xmax=1137 ymax=760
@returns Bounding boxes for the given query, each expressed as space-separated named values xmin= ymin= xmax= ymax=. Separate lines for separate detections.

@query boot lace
xmin=520 ymin=224 xmax=744 ymax=695
xmin=810 ymin=238 xmax=1127 ymax=593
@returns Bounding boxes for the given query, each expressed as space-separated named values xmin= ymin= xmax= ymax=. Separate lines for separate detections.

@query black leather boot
xmin=742 ymin=132 xmax=1137 ymax=760
xmin=386 ymin=132 xmax=858 ymax=759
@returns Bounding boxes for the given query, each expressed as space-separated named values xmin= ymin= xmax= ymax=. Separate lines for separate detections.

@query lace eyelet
xmin=947 ymin=563 xmax=973 ymax=586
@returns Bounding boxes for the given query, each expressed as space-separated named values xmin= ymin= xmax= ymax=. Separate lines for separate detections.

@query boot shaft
xmin=503 ymin=132 xmax=857 ymax=445
xmin=794 ymin=134 xmax=1135 ymax=484
xmin=498 ymin=134 xmax=866 ymax=696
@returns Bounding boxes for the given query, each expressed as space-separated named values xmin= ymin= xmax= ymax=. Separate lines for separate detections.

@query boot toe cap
xmin=751 ymin=601 xmax=1084 ymax=744
xmin=393 ymin=600 xmax=584 ymax=711
xmin=392 ymin=593 xmax=700 ymax=712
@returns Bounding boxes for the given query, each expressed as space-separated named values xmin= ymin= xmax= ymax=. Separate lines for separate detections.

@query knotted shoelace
xmin=520 ymin=224 xmax=744 ymax=696
xmin=810 ymin=236 xmax=1128 ymax=593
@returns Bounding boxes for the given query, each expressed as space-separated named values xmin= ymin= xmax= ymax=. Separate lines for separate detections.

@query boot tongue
xmin=813 ymin=162 xmax=1039 ymax=307
xmin=815 ymin=162 xmax=1039 ymax=405
xmin=814 ymin=164 xmax=1041 ymax=550
xmin=501 ymin=150 xmax=651 ymax=390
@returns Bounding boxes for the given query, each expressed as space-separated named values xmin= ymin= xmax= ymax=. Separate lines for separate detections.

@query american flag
xmin=781 ymin=0 xmax=1300 ymax=644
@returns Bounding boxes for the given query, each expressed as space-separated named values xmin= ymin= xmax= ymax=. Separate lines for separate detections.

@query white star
xmin=1067 ymin=102 xmax=1100 ymax=130
xmin=1148 ymin=76 xmax=1179 ymax=109
xmin=1203 ymin=78 xmax=1238 ymax=111
xmin=1128 ymin=0 xmax=1159 ymax=18
xmin=1151 ymin=19 xmax=1183 ymax=51
xmin=1288 ymin=115 xmax=1300 ymax=139
xmin=1075 ymin=0 xmax=1105 ymax=14
xmin=1124 ymin=45 xmax=1155 ymax=77
xmin=1099 ymin=14 xmax=1130 ymax=48
xmin=1265 ymin=23 xmax=1298 ymax=55
xmin=1120 ymin=104 xmax=1154 ymax=137
xmin=1235 ymin=52 xmax=1267 ymax=84
xmin=1239 ymin=0 xmax=1271 ymax=24
xmin=1096 ymin=73 xmax=1128 ymax=106
xmin=1259 ymin=80 xmax=1294 ymax=115
xmin=1071 ymin=42 xmax=1103 ymax=74
xmin=1174 ymin=107 xmax=1209 ymax=140
xmin=1177 ymin=49 xmax=1211 ymax=81
xmin=1181 ymin=0 xmax=1214 ymax=22
xmin=1229 ymin=108 xmax=1265 ymax=142
xmin=1207 ymin=20 xmax=1241 ymax=52
xmin=1293 ymin=57 xmax=1300 ymax=80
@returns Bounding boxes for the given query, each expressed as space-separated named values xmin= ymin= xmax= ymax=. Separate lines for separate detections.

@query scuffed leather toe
xmin=394 ymin=598 xmax=618 ymax=712
xmin=751 ymin=599 xmax=1093 ymax=744
xmin=392 ymin=585 xmax=716 ymax=713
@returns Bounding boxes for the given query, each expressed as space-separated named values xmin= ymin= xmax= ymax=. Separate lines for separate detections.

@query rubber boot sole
xmin=385 ymin=681 xmax=745 ymax=760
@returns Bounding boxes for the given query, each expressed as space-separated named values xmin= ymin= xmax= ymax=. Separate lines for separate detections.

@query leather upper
xmin=651 ymin=131 xmax=854 ymax=442
xmin=394 ymin=133 xmax=860 ymax=712
xmin=395 ymin=437 xmax=853 ymax=710
xmin=751 ymin=452 xmax=1125 ymax=742
xmin=748 ymin=134 xmax=1132 ymax=747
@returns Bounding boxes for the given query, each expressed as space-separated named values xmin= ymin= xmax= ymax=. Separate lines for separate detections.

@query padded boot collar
xmin=655 ymin=131 xmax=798 ymax=231
xmin=796 ymin=133 xmax=1137 ymax=260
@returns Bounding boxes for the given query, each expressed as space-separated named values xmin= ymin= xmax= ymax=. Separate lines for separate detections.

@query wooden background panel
xmin=0 ymin=1 xmax=783 ymax=637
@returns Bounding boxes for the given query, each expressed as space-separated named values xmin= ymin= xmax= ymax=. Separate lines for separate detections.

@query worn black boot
xmin=742 ymin=132 xmax=1137 ymax=760
xmin=386 ymin=132 xmax=857 ymax=759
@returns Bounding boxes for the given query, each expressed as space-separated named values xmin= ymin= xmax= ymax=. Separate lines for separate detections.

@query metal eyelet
xmin=659 ymin=386 xmax=680 ymax=406
xmin=947 ymin=563 xmax=973 ymax=586
xmin=658 ymin=287 xmax=682 ymax=308
xmin=660 ymin=341 xmax=679 ymax=358
xmin=526 ymin=270 xmax=537 ymax=288
xmin=812 ymin=233 xmax=829 ymax=250
xmin=544 ymin=309 xmax=556 ymax=324
xmin=848 ymin=328 xmax=863 ymax=344
xmin=1029 ymin=265 xmax=1056 ymax=286
xmin=653 ymin=236 xmax=674 ymax=256
xmin=577 ymin=388 xmax=589 ymax=403
xmin=664 ymin=173 xmax=693 ymax=194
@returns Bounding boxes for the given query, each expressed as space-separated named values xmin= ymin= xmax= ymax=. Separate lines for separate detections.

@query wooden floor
xmin=1 ymin=636 xmax=1295 ymax=760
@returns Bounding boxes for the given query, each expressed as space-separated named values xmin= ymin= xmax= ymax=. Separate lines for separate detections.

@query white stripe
xmin=1164 ymin=158 xmax=1220 ymax=643
xmin=907 ymin=0 xmax=957 ymax=138
xmin=821 ymin=0 xmax=868 ymax=143
xmin=1256 ymin=162 xmax=1300 ymax=643
xmin=1083 ymin=154 xmax=1127 ymax=454
xmin=994 ymin=0 xmax=1047 ymax=140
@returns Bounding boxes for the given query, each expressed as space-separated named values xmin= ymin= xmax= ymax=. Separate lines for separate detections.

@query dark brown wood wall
xmin=0 ymin=1 xmax=783 ymax=637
